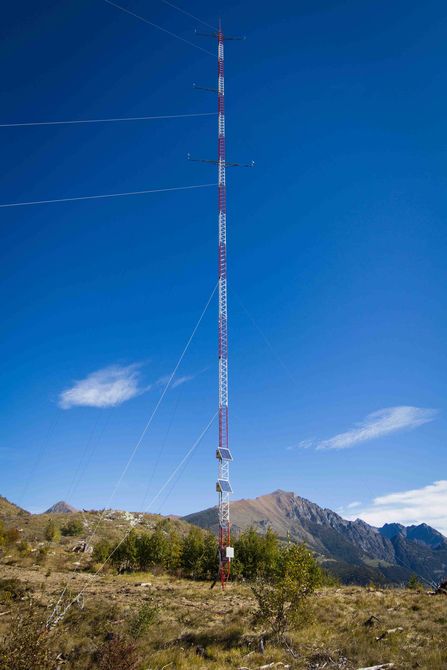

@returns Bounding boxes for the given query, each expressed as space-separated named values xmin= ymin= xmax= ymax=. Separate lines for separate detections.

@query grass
xmin=1 ymin=511 xmax=446 ymax=668
xmin=0 ymin=561 xmax=446 ymax=669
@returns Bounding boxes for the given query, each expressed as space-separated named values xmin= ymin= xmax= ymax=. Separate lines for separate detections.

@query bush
xmin=128 ymin=599 xmax=158 ymax=639
xmin=36 ymin=546 xmax=50 ymax=564
xmin=408 ymin=573 xmax=424 ymax=591
xmin=61 ymin=519 xmax=83 ymax=537
xmin=0 ymin=578 xmax=28 ymax=603
xmin=251 ymin=543 xmax=322 ymax=640
xmin=17 ymin=540 xmax=31 ymax=556
xmin=0 ymin=603 xmax=56 ymax=669
xmin=95 ymin=634 xmax=140 ymax=670
xmin=5 ymin=527 xmax=20 ymax=545
xmin=93 ymin=539 xmax=113 ymax=564
xmin=44 ymin=520 xmax=60 ymax=542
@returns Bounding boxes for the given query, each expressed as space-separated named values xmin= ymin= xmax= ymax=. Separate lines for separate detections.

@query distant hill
xmin=184 ymin=489 xmax=447 ymax=585
xmin=0 ymin=495 xmax=29 ymax=517
xmin=44 ymin=501 xmax=77 ymax=514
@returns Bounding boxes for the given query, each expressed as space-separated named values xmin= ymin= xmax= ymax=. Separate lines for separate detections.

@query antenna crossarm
xmin=187 ymin=155 xmax=254 ymax=168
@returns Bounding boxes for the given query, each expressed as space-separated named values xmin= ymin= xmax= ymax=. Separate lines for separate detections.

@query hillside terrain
xmin=1 ymin=493 xmax=447 ymax=668
xmin=0 ymin=494 xmax=29 ymax=518
xmin=185 ymin=490 xmax=447 ymax=586
xmin=1 ymin=560 xmax=447 ymax=669
xmin=0 ymin=496 xmax=191 ymax=549
xmin=1 ymin=490 xmax=446 ymax=587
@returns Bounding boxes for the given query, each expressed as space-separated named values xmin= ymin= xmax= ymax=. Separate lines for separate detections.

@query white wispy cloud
xmin=156 ymin=370 xmax=202 ymax=391
xmin=172 ymin=374 xmax=195 ymax=389
xmin=343 ymin=480 xmax=447 ymax=536
xmin=346 ymin=501 xmax=362 ymax=509
xmin=59 ymin=364 xmax=146 ymax=409
xmin=316 ymin=406 xmax=437 ymax=450
xmin=286 ymin=439 xmax=314 ymax=451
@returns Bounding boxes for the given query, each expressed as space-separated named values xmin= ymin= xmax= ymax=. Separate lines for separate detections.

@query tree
xmin=113 ymin=530 xmax=138 ymax=572
xmin=147 ymin=527 xmax=169 ymax=568
xmin=251 ymin=543 xmax=322 ymax=640
xmin=200 ymin=532 xmax=218 ymax=580
xmin=181 ymin=527 xmax=206 ymax=579
xmin=233 ymin=526 xmax=280 ymax=581
xmin=233 ymin=527 xmax=263 ymax=580
xmin=263 ymin=527 xmax=281 ymax=577
xmin=165 ymin=528 xmax=182 ymax=572
xmin=135 ymin=532 xmax=152 ymax=571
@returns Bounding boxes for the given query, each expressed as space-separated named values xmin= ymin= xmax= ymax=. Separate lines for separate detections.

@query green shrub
xmin=407 ymin=573 xmax=424 ymax=591
xmin=319 ymin=569 xmax=340 ymax=586
xmin=180 ymin=526 xmax=217 ymax=579
xmin=36 ymin=546 xmax=50 ymax=564
xmin=61 ymin=519 xmax=83 ymax=537
xmin=166 ymin=528 xmax=182 ymax=572
xmin=44 ymin=520 xmax=60 ymax=542
xmin=113 ymin=530 xmax=138 ymax=571
xmin=251 ymin=543 xmax=322 ymax=640
xmin=128 ymin=600 xmax=158 ymax=639
xmin=17 ymin=540 xmax=31 ymax=556
xmin=93 ymin=539 xmax=113 ymax=564
xmin=233 ymin=526 xmax=280 ymax=580
xmin=135 ymin=528 xmax=170 ymax=570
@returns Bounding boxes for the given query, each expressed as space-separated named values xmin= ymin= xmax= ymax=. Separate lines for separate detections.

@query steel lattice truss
xmin=216 ymin=23 xmax=232 ymax=587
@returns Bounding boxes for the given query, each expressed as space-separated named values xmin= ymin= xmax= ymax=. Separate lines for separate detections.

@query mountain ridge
xmin=184 ymin=489 xmax=447 ymax=585
xmin=0 ymin=494 xmax=29 ymax=517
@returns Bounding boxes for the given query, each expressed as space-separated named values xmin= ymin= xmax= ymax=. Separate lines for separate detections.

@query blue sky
xmin=1 ymin=0 xmax=447 ymax=533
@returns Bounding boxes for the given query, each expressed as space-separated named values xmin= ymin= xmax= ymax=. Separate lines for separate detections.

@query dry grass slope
xmin=0 ymin=562 xmax=446 ymax=669
xmin=1 ymin=505 xmax=446 ymax=669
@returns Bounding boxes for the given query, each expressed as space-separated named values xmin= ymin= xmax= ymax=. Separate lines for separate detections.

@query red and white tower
xmin=190 ymin=19 xmax=251 ymax=588
xmin=215 ymin=19 xmax=233 ymax=588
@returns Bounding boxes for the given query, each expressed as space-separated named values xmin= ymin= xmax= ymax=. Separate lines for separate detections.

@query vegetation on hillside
xmin=91 ymin=523 xmax=331 ymax=588
xmin=251 ymin=543 xmax=322 ymax=640
xmin=1 ymin=567 xmax=446 ymax=669
xmin=1 ymin=510 xmax=446 ymax=668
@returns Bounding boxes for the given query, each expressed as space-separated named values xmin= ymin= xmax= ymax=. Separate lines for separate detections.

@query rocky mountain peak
xmin=44 ymin=501 xmax=77 ymax=514
xmin=184 ymin=489 xmax=447 ymax=584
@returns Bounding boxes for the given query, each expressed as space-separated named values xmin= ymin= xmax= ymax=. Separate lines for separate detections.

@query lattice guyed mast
xmin=215 ymin=19 xmax=233 ymax=588
xmin=190 ymin=19 xmax=252 ymax=589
